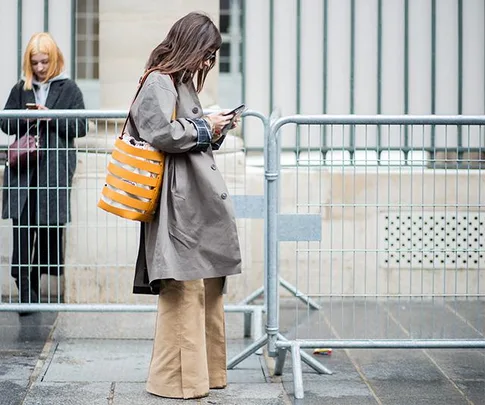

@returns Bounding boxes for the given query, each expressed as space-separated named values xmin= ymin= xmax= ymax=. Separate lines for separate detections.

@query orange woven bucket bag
xmin=97 ymin=68 xmax=174 ymax=222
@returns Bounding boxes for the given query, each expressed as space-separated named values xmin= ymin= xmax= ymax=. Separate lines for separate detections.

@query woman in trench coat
xmin=1 ymin=32 xmax=86 ymax=309
xmin=128 ymin=12 xmax=242 ymax=399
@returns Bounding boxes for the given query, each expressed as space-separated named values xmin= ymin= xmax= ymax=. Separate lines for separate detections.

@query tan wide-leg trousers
xmin=146 ymin=277 xmax=226 ymax=399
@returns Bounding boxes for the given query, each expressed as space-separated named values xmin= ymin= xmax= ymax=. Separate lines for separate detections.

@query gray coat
xmin=1 ymin=79 xmax=87 ymax=225
xmin=130 ymin=72 xmax=242 ymax=295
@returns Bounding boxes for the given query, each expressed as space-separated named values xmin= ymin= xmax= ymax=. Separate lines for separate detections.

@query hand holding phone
xmin=222 ymin=104 xmax=246 ymax=134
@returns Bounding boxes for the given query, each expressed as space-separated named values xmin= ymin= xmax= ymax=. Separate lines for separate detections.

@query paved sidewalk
xmin=1 ymin=302 xmax=484 ymax=404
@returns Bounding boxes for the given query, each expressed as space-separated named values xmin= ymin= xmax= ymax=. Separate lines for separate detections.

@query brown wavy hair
xmin=145 ymin=12 xmax=221 ymax=92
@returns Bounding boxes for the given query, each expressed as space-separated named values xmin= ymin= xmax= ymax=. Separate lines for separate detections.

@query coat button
xmin=211 ymin=164 xmax=216 ymax=170
xmin=192 ymin=107 xmax=199 ymax=114
xmin=221 ymin=192 xmax=227 ymax=200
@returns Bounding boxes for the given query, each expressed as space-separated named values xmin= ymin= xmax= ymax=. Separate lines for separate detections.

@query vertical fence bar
xmin=296 ymin=0 xmax=302 ymax=155
xmin=457 ymin=0 xmax=463 ymax=161
xmin=404 ymin=0 xmax=409 ymax=163
xmin=322 ymin=0 xmax=328 ymax=152
xmin=17 ymin=0 xmax=23 ymax=79
xmin=70 ymin=0 xmax=77 ymax=79
xmin=266 ymin=120 xmax=279 ymax=357
xmin=349 ymin=0 xmax=356 ymax=163
xmin=296 ymin=0 xmax=301 ymax=115
xmin=430 ymin=0 xmax=437 ymax=164
xmin=241 ymin=0 xmax=246 ymax=105
xmin=269 ymin=0 xmax=274 ymax=112
xmin=43 ymin=0 xmax=49 ymax=31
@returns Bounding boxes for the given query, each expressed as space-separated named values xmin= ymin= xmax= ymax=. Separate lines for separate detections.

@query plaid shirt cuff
xmin=187 ymin=118 xmax=211 ymax=152
xmin=211 ymin=134 xmax=226 ymax=150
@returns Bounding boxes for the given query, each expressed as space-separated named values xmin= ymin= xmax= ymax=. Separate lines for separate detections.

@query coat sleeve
xmin=50 ymin=81 xmax=87 ymax=139
xmin=0 ymin=83 xmax=28 ymax=137
xmin=130 ymin=79 xmax=211 ymax=154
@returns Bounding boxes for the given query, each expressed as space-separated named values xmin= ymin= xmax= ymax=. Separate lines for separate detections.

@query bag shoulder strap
xmin=122 ymin=68 xmax=176 ymax=139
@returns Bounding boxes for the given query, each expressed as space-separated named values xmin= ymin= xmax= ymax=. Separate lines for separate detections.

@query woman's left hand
xmin=37 ymin=105 xmax=51 ymax=121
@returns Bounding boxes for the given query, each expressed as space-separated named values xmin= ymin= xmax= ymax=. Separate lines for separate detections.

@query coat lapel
xmin=45 ymin=80 xmax=65 ymax=109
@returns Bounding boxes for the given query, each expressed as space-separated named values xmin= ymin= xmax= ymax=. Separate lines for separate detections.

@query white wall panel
xmin=49 ymin=0 xmax=73 ymax=77
xmin=435 ymin=0 xmax=459 ymax=114
xmin=408 ymin=0 xmax=432 ymax=114
xmin=243 ymin=0 xmax=270 ymax=149
xmin=0 ymin=1 xmax=18 ymax=108
xmin=326 ymin=0 xmax=351 ymax=114
xmin=381 ymin=0 xmax=405 ymax=114
xmin=21 ymin=0 xmax=44 ymax=51
xmin=463 ymin=0 xmax=485 ymax=115
xmin=273 ymin=0 xmax=298 ymax=147
xmin=300 ymin=0 xmax=324 ymax=115
xmin=354 ymin=0 xmax=378 ymax=115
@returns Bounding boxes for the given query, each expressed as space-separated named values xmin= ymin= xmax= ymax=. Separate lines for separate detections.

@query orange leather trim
xmin=105 ymin=174 xmax=154 ymax=199
xmin=107 ymin=162 xmax=159 ymax=187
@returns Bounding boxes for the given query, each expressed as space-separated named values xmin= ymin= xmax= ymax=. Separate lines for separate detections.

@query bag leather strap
xmin=122 ymin=68 xmax=175 ymax=139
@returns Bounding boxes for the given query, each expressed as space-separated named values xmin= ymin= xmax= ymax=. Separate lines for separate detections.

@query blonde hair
xmin=23 ymin=32 xmax=65 ymax=90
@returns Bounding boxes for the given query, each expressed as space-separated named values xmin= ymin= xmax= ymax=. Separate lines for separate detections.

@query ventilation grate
xmin=380 ymin=212 xmax=484 ymax=269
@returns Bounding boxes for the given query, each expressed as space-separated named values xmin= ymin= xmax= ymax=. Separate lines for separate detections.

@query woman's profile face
xmin=198 ymin=50 xmax=216 ymax=71
xmin=31 ymin=53 xmax=50 ymax=82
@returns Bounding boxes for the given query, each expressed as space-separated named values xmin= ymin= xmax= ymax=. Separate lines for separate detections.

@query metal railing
xmin=1 ymin=111 xmax=485 ymax=400
xmin=265 ymin=115 xmax=485 ymax=399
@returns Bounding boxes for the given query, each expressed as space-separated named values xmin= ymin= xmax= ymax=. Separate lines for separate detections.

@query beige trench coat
xmin=129 ymin=72 xmax=242 ymax=295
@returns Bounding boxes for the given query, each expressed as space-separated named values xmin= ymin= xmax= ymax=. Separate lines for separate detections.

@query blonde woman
xmin=0 ymin=32 xmax=86 ymax=310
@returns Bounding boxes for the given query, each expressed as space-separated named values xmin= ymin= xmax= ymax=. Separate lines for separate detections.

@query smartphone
xmin=224 ymin=104 xmax=246 ymax=118
xmin=222 ymin=104 xmax=246 ymax=133
xmin=26 ymin=103 xmax=38 ymax=109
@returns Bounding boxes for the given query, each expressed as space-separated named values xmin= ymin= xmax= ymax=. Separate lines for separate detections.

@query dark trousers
xmin=11 ymin=187 xmax=64 ymax=298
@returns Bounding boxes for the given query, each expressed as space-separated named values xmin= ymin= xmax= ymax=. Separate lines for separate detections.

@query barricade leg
xmin=243 ymin=307 xmax=264 ymax=354
xmin=274 ymin=347 xmax=287 ymax=375
xmin=238 ymin=278 xmax=320 ymax=310
xmin=243 ymin=312 xmax=252 ymax=337
xmin=277 ymin=334 xmax=332 ymax=375
xmin=227 ymin=334 xmax=268 ymax=369
xmin=290 ymin=342 xmax=304 ymax=399
xmin=238 ymin=286 xmax=264 ymax=305
xmin=252 ymin=306 xmax=264 ymax=355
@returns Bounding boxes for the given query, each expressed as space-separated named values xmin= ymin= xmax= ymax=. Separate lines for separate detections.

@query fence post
xmin=265 ymin=114 xmax=279 ymax=357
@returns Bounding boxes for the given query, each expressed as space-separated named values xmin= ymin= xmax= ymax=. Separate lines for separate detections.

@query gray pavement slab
xmin=113 ymin=382 xmax=287 ymax=405
xmin=455 ymin=379 xmax=485 ymax=405
xmin=22 ymin=382 xmax=112 ymax=405
xmin=52 ymin=312 xmax=247 ymax=340
xmin=385 ymin=301 xmax=483 ymax=340
xmin=449 ymin=301 xmax=485 ymax=334
xmin=0 ymin=312 xmax=57 ymax=351
xmin=370 ymin=380 xmax=470 ymax=405
xmin=1 ymin=301 xmax=484 ymax=404
xmin=348 ymin=349 xmax=446 ymax=380
xmin=41 ymin=338 xmax=267 ymax=383
xmin=282 ymin=372 xmax=376 ymax=403
xmin=0 ymin=353 xmax=39 ymax=381
xmin=0 ymin=311 xmax=58 ymax=405
xmin=42 ymin=339 xmax=151 ymax=382
xmin=0 ymin=380 xmax=28 ymax=405
xmin=426 ymin=349 xmax=485 ymax=380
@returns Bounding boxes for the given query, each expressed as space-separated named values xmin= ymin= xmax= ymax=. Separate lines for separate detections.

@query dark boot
xmin=30 ymin=271 xmax=41 ymax=303
xmin=15 ymin=277 xmax=38 ymax=316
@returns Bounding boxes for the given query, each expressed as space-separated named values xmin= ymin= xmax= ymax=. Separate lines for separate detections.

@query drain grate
xmin=380 ymin=211 xmax=484 ymax=269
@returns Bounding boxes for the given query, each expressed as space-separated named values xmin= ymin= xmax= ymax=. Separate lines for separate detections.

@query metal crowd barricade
xmin=0 ymin=109 xmax=267 ymax=347
xmin=261 ymin=115 xmax=485 ymax=399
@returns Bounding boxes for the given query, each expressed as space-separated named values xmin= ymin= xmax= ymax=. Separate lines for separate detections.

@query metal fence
xmin=264 ymin=115 xmax=485 ymax=399
xmin=1 ymin=111 xmax=485 ymax=399
xmin=0 ymin=109 xmax=269 ymax=345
